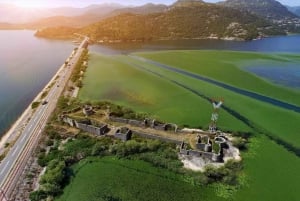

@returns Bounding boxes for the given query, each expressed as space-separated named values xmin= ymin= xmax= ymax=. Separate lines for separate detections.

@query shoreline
xmin=0 ymin=59 xmax=72 ymax=154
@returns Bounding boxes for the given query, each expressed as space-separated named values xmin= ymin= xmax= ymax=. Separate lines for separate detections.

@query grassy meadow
xmin=122 ymin=52 xmax=300 ymax=147
xmin=56 ymin=157 xmax=221 ymax=201
xmin=78 ymin=53 xmax=250 ymax=132
xmin=75 ymin=50 xmax=300 ymax=201
xmin=233 ymin=136 xmax=300 ymax=201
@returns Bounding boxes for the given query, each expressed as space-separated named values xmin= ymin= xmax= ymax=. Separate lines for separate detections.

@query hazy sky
xmin=3 ymin=0 xmax=300 ymax=8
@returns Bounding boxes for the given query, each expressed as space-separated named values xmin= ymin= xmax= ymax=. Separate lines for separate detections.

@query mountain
xmin=287 ymin=6 xmax=300 ymax=17
xmin=35 ymin=2 xmax=285 ymax=41
xmin=172 ymin=0 xmax=205 ymax=7
xmin=0 ymin=3 xmax=51 ymax=23
xmin=23 ymin=4 xmax=124 ymax=28
xmin=219 ymin=0 xmax=297 ymax=20
xmin=0 ymin=3 xmax=124 ymax=24
xmin=111 ymin=3 xmax=168 ymax=15
xmin=0 ymin=3 xmax=167 ymax=29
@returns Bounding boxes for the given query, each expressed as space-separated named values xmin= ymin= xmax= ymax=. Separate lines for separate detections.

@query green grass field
xmin=74 ymin=50 xmax=300 ymax=201
xmin=56 ymin=157 xmax=222 ymax=201
xmin=233 ymin=136 xmax=300 ymax=201
xmin=108 ymin=53 xmax=300 ymax=148
xmin=79 ymin=53 xmax=250 ymax=132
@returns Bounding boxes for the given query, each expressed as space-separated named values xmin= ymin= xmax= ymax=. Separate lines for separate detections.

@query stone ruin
xmin=180 ymin=134 xmax=228 ymax=163
xmin=114 ymin=127 xmax=132 ymax=141
xmin=109 ymin=116 xmax=178 ymax=133
xmin=60 ymin=115 xmax=109 ymax=136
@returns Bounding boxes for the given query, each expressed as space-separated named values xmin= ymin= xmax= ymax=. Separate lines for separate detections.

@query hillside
xmin=172 ymin=0 xmax=205 ymax=7
xmin=220 ymin=0 xmax=300 ymax=32
xmin=35 ymin=2 xmax=285 ymax=42
xmin=287 ymin=6 xmax=300 ymax=17
xmin=28 ymin=3 xmax=166 ymax=29
xmin=220 ymin=0 xmax=296 ymax=19
xmin=110 ymin=3 xmax=168 ymax=15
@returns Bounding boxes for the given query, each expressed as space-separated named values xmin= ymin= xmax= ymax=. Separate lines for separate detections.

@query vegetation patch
xmin=31 ymin=101 xmax=40 ymax=109
xmin=79 ymin=53 xmax=250 ymax=132
xmin=56 ymin=157 xmax=218 ymax=201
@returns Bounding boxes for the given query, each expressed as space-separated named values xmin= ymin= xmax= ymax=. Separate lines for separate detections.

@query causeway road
xmin=0 ymin=37 xmax=89 ymax=201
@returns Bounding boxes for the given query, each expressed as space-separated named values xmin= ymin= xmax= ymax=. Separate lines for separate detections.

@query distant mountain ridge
xmin=0 ymin=3 xmax=124 ymax=24
xmin=219 ymin=0 xmax=297 ymax=20
xmin=172 ymin=0 xmax=205 ymax=7
xmin=35 ymin=2 xmax=285 ymax=41
xmin=0 ymin=3 xmax=167 ymax=28
xmin=287 ymin=6 xmax=300 ymax=17
xmin=110 ymin=3 xmax=168 ymax=15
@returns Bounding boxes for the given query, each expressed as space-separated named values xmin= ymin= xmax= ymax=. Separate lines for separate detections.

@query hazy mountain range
xmin=1 ymin=0 xmax=300 ymax=41
xmin=219 ymin=0 xmax=297 ymax=20
xmin=0 ymin=3 xmax=124 ymax=24
xmin=287 ymin=6 xmax=300 ymax=17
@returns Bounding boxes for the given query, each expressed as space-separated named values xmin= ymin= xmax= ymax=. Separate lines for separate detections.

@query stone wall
xmin=76 ymin=123 xmax=108 ymax=136
xmin=115 ymin=128 xmax=132 ymax=141
xmin=61 ymin=115 xmax=109 ymax=136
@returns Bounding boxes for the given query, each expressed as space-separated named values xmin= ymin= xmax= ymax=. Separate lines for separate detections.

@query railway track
xmin=0 ymin=37 xmax=88 ymax=201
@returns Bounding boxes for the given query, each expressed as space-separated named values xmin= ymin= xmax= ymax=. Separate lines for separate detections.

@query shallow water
xmin=245 ymin=64 xmax=300 ymax=89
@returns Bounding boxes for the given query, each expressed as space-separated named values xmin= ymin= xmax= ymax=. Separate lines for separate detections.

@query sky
xmin=2 ymin=0 xmax=300 ymax=8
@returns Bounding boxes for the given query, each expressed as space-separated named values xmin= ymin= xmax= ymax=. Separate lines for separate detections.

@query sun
xmin=13 ymin=0 xmax=48 ymax=8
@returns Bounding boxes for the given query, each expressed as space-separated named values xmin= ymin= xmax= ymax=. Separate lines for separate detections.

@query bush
xmin=46 ymin=139 xmax=54 ymax=146
xmin=29 ymin=190 xmax=47 ymax=201
xmin=31 ymin=101 xmax=40 ymax=109
xmin=232 ymin=137 xmax=247 ymax=150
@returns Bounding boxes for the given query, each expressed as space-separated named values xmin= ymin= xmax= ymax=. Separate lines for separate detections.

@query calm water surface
xmin=0 ymin=30 xmax=74 ymax=136
xmin=90 ymin=35 xmax=300 ymax=54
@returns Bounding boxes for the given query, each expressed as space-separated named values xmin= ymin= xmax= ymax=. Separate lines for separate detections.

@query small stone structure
xmin=60 ymin=115 xmax=109 ymax=136
xmin=195 ymin=135 xmax=212 ymax=152
xmin=180 ymin=134 xmax=228 ymax=163
xmin=115 ymin=127 xmax=132 ymax=141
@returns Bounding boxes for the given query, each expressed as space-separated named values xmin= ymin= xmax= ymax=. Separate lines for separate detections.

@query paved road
xmin=0 ymin=37 xmax=88 ymax=201
xmin=130 ymin=55 xmax=300 ymax=113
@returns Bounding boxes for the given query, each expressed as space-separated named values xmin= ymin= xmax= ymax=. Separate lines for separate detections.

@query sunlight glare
xmin=13 ymin=0 xmax=47 ymax=8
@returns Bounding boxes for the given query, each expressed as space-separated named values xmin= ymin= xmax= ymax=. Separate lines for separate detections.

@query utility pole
xmin=209 ymin=99 xmax=223 ymax=133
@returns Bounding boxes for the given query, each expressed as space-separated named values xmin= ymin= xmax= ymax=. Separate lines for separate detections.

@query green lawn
xmin=56 ymin=157 xmax=222 ymax=201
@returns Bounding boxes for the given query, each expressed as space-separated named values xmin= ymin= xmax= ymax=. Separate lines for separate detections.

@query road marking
xmin=11 ymin=146 xmax=19 ymax=157
xmin=28 ymin=125 xmax=32 ymax=130
xmin=21 ymin=134 xmax=26 ymax=141
xmin=0 ymin=160 xmax=10 ymax=175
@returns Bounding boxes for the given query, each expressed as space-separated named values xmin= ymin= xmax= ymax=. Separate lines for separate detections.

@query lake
xmin=0 ymin=30 xmax=74 ymax=137
xmin=0 ymin=31 xmax=299 ymax=137
xmin=90 ymin=35 xmax=300 ymax=54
